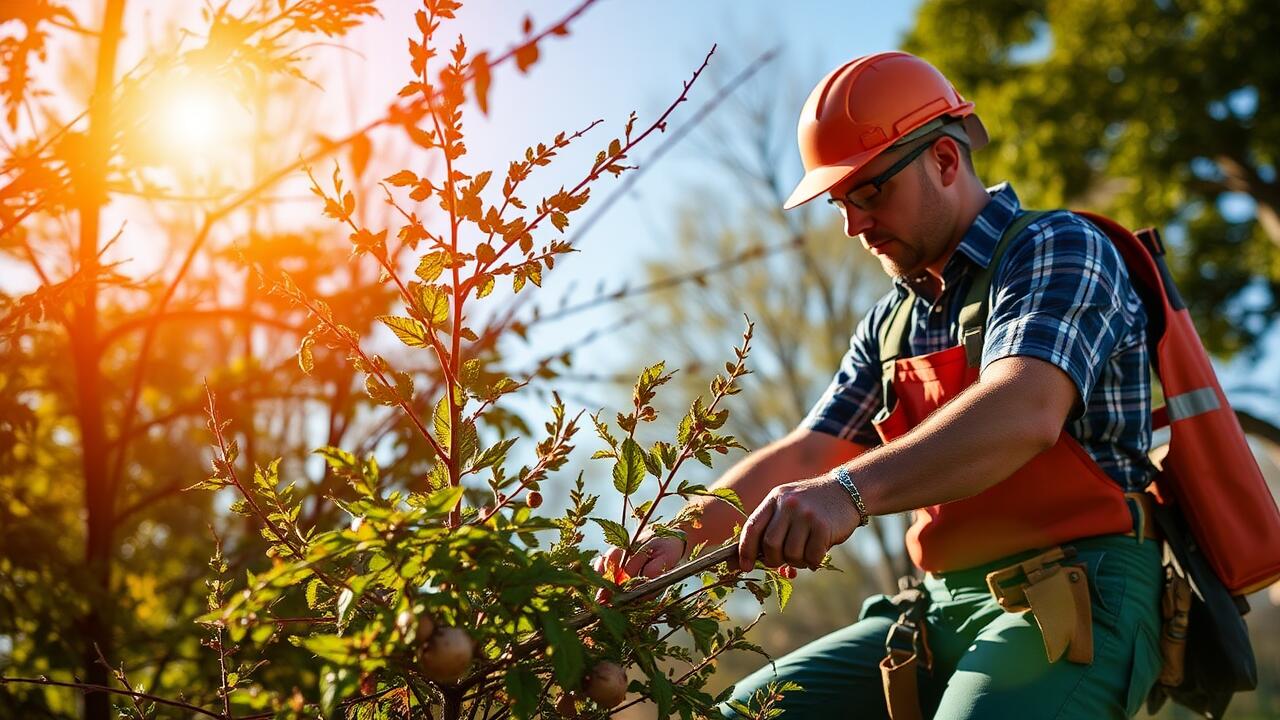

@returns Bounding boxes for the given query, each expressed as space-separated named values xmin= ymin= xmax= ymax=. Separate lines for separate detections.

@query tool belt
xmin=986 ymin=545 xmax=1095 ymax=664
xmin=880 ymin=493 xmax=1170 ymax=717
xmin=983 ymin=492 xmax=1162 ymax=666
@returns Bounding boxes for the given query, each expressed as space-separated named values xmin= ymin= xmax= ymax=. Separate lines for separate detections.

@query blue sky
xmin=344 ymin=0 xmax=925 ymax=382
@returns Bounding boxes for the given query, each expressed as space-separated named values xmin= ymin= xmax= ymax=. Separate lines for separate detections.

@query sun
xmin=144 ymin=76 xmax=250 ymax=165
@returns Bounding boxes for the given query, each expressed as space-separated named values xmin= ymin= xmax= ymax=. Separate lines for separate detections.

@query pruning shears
xmin=567 ymin=543 xmax=739 ymax=629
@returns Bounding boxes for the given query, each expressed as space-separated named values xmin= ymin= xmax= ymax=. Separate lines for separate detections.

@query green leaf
xmin=504 ymin=666 xmax=539 ymax=720
xmin=639 ymin=360 xmax=666 ymax=387
xmin=611 ymin=438 xmax=645 ymax=495
xmin=685 ymin=486 xmax=746 ymax=517
xmin=415 ymin=283 xmax=451 ymax=325
xmin=764 ymin=571 xmax=793 ymax=612
xmin=421 ymin=485 xmax=464 ymax=517
xmin=315 ymin=446 xmax=357 ymax=472
xmin=378 ymin=315 xmax=429 ymax=348
xmin=676 ymin=414 xmax=694 ymax=446
xmin=686 ymin=617 xmax=718 ymax=655
xmin=305 ymin=578 xmax=322 ymax=610
xmin=472 ymin=438 xmax=517 ymax=472
xmin=539 ymin=612 xmax=584 ymax=689
xmin=650 ymin=672 xmax=674 ymax=719
xmin=595 ymin=606 xmax=627 ymax=641
xmin=433 ymin=396 xmax=451 ymax=446
xmin=590 ymin=518 xmax=629 ymax=549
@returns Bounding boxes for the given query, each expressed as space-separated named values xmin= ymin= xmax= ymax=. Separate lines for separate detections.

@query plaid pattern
xmin=803 ymin=183 xmax=1154 ymax=492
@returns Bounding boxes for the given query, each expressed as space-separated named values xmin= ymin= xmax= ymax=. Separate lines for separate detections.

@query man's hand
xmin=737 ymin=475 xmax=862 ymax=572
xmin=592 ymin=535 xmax=686 ymax=602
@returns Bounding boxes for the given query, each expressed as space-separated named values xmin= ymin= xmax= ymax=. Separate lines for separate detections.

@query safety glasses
xmin=826 ymin=138 xmax=937 ymax=212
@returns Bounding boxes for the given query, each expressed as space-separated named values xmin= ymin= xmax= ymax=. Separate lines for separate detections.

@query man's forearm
xmin=678 ymin=429 xmax=864 ymax=550
xmin=851 ymin=357 xmax=1073 ymax=516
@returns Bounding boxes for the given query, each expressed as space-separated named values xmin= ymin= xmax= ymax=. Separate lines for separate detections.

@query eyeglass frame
xmin=825 ymin=137 xmax=939 ymax=213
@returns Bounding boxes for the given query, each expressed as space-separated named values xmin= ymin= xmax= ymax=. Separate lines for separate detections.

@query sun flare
xmin=147 ymin=78 xmax=248 ymax=163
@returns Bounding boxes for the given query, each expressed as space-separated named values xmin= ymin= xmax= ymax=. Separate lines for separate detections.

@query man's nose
xmin=841 ymin=203 xmax=874 ymax=238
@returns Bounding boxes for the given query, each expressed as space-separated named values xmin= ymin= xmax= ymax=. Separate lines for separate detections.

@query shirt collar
xmin=954 ymin=182 xmax=1022 ymax=270
xmin=892 ymin=182 xmax=1023 ymax=295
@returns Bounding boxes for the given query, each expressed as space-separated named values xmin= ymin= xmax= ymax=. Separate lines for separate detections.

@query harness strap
xmin=879 ymin=576 xmax=931 ymax=720
xmin=877 ymin=288 xmax=916 ymax=423
xmin=956 ymin=210 xmax=1051 ymax=367
xmin=875 ymin=208 xmax=1052 ymax=414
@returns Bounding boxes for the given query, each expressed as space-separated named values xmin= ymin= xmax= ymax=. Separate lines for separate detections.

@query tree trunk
xmin=73 ymin=2 xmax=126 ymax=719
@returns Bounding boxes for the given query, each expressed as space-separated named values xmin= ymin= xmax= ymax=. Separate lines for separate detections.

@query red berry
xmin=526 ymin=491 xmax=543 ymax=509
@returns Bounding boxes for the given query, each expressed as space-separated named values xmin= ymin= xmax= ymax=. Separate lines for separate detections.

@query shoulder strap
xmin=877 ymin=288 xmax=916 ymax=416
xmin=958 ymin=210 xmax=1052 ymax=367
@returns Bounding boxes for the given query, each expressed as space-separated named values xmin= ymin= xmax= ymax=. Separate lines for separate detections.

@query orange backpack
xmin=999 ymin=211 xmax=1280 ymax=716
xmin=1076 ymin=211 xmax=1280 ymax=597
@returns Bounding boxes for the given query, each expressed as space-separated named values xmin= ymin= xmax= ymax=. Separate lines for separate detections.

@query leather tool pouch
xmin=986 ymin=546 xmax=1094 ymax=664
xmin=1157 ymin=564 xmax=1192 ymax=687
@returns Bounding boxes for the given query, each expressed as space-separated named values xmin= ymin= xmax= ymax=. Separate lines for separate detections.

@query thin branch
xmin=527 ymin=236 xmax=800 ymax=328
xmin=99 ymin=307 xmax=304 ymax=349
xmin=470 ymin=43 xmax=719 ymax=288
xmin=0 ymin=677 xmax=224 ymax=719
xmin=567 ymin=47 xmax=778 ymax=246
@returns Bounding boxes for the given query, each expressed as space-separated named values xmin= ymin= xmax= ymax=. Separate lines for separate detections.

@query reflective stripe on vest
xmin=1166 ymin=387 xmax=1220 ymax=422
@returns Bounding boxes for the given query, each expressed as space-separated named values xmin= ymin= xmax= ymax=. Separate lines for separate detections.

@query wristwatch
xmin=832 ymin=466 xmax=871 ymax=527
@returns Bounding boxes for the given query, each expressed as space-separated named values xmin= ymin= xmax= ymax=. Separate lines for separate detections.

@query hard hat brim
xmin=782 ymin=145 xmax=885 ymax=210
xmin=782 ymin=113 xmax=990 ymax=210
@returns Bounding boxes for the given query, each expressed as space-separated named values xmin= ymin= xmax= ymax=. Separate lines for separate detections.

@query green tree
xmin=904 ymin=0 xmax=1280 ymax=357
xmin=0 ymin=2 xmax=427 ymax=717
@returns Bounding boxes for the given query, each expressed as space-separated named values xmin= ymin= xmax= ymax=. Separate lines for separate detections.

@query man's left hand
xmin=737 ymin=475 xmax=863 ymax=572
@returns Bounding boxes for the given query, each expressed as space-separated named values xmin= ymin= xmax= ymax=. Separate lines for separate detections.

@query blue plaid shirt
xmin=803 ymin=183 xmax=1155 ymax=492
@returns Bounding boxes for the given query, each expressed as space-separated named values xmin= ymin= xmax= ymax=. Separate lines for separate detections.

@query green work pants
xmin=720 ymin=533 xmax=1163 ymax=719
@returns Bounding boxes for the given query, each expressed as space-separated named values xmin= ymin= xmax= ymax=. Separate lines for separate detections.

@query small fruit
xmin=583 ymin=661 xmax=627 ymax=708
xmin=526 ymin=491 xmax=543 ymax=509
xmin=418 ymin=626 xmax=475 ymax=683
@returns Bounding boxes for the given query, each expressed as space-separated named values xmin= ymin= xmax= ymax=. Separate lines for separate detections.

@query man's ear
xmin=932 ymin=136 xmax=965 ymax=188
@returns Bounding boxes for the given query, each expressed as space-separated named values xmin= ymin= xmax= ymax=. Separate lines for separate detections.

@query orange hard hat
xmin=783 ymin=51 xmax=989 ymax=210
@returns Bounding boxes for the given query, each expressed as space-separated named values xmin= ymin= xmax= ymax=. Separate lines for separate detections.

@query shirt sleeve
xmin=981 ymin=212 xmax=1144 ymax=414
xmin=800 ymin=290 xmax=897 ymax=446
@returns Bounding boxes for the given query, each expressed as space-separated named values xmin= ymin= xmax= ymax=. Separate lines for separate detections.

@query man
xmin=598 ymin=51 xmax=1164 ymax=718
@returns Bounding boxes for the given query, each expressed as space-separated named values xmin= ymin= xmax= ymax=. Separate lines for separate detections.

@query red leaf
xmin=472 ymin=52 xmax=491 ymax=115
xmin=514 ymin=41 xmax=538 ymax=74
xmin=350 ymin=134 xmax=372 ymax=178
xmin=385 ymin=170 xmax=418 ymax=187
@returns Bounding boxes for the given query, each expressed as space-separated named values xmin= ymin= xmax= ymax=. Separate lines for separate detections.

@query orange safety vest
xmin=872 ymin=210 xmax=1280 ymax=588
xmin=871 ymin=211 xmax=1131 ymax=572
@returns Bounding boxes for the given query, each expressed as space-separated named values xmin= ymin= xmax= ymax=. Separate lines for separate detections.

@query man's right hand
xmin=592 ymin=535 xmax=686 ymax=602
